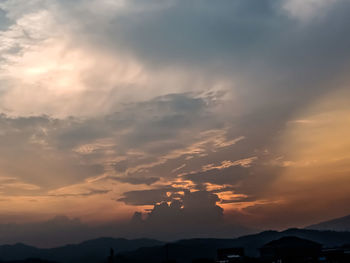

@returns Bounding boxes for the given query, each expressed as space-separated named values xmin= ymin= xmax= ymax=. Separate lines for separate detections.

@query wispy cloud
xmin=0 ymin=0 xmax=349 ymax=237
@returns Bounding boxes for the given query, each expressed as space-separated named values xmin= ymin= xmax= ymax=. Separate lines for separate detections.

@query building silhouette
xmin=260 ymin=236 xmax=322 ymax=263
xmin=321 ymin=244 xmax=350 ymax=263
xmin=216 ymin=247 xmax=245 ymax=263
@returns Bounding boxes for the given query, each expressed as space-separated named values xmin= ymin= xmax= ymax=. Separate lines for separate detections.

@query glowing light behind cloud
xmin=0 ymin=0 xmax=349 ymax=236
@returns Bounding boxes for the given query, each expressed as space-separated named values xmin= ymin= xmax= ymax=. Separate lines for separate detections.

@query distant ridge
xmin=0 ymin=238 xmax=163 ymax=263
xmin=307 ymin=214 xmax=350 ymax=231
xmin=1 ymin=229 xmax=350 ymax=263
xmin=0 ymin=259 xmax=57 ymax=263
xmin=114 ymin=228 xmax=350 ymax=262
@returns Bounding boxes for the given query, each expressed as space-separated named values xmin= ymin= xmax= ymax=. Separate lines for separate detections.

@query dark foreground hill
xmin=307 ymin=214 xmax=350 ymax=231
xmin=1 ymin=229 xmax=350 ymax=263
xmin=115 ymin=228 xmax=350 ymax=263
xmin=0 ymin=259 xmax=58 ymax=263
xmin=0 ymin=238 xmax=163 ymax=263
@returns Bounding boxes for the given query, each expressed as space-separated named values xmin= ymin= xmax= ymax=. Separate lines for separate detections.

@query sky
xmin=0 ymin=0 xmax=350 ymax=247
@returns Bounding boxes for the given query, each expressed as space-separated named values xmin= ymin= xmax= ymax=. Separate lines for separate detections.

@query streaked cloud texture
xmin=0 ymin=0 xmax=349 ymax=245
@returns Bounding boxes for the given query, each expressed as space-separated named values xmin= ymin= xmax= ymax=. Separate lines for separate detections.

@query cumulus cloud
xmin=126 ymin=190 xmax=251 ymax=240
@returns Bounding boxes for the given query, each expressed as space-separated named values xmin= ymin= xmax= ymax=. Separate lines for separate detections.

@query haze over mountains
xmin=0 ymin=214 xmax=349 ymax=263
xmin=1 ymin=213 xmax=350 ymax=249
xmin=0 ymin=215 xmax=253 ymax=248
xmin=307 ymin=214 xmax=350 ymax=232
xmin=0 ymin=238 xmax=162 ymax=263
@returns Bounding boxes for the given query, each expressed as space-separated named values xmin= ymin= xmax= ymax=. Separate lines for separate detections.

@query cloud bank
xmin=0 ymin=0 xmax=349 ymax=243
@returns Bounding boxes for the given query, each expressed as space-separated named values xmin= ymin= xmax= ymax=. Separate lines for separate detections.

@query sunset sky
xmin=0 ymin=0 xmax=350 ymax=246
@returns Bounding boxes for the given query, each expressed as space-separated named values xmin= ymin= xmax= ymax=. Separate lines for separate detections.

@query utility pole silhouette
xmin=108 ymin=248 xmax=115 ymax=263
xmin=166 ymin=244 xmax=169 ymax=261
xmin=163 ymin=244 xmax=176 ymax=263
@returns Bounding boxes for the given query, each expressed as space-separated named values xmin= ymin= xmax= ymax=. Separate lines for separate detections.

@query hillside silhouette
xmin=1 ymin=229 xmax=350 ymax=263
xmin=114 ymin=228 xmax=350 ymax=262
xmin=307 ymin=214 xmax=350 ymax=232
xmin=0 ymin=238 xmax=162 ymax=263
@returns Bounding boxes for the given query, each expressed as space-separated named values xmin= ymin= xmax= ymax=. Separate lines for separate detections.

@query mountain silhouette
xmin=1 ymin=229 xmax=350 ymax=263
xmin=0 ymin=259 xmax=58 ymax=263
xmin=307 ymin=214 xmax=350 ymax=231
xmin=114 ymin=228 xmax=350 ymax=263
xmin=0 ymin=238 xmax=163 ymax=263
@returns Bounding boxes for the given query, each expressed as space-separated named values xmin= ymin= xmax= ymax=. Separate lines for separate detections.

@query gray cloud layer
xmin=0 ymin=0 xmax=349 ymax=241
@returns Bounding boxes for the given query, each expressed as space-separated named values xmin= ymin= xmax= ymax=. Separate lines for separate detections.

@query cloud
xmin=0 ymin=0 xmax=349 ymax=233
xmin=118 ymin=188 xmax=175 ymax=206
xmin=1 ymin=0 xmax=348 ymax=119
xmin=0 ymin=8 xmax=11 ymax=30
xmin=127 ymin=190 xmax=251 ymax=239
xmin=145 ymin=190 xmax=224 ymax=224
xmin=48 ymin=189 xmax=110 ymax=198
xmin=281 ymin=0 xmax=340 ymax=20
xmin=0 ymin=92 xmax=225 ymax=190
xmin=111 ymin=176 xmax=160 ymax=186
xmin=0 ymin=115 xmax=106 ymax=191
xmin=183 ymin=164 xmax=250 ymax=186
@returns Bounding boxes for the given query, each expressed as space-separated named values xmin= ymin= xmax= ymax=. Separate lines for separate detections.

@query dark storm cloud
xmin=53 ymin=119 xmax=109 ymax=150
xmin=43 ymin=0 xmax=350 ymax=233
xmin=183 ymin=165 xmax=250 ymax=185
xmin=115 ymin=0 xmax=350 ymax=77
xmin=117 ymin=177 xmax=253 ymax=209
xmin=111 ymin=176 xmax=160 ymax=186
xmin=118 ymin=185 xmax=232 ymax=209
xmin=48 ymin=0 xmax=350 ymax=175
xmin=60 ymin=0 xmax=350 ymax=82
xmin=108 ymin=93 xmax=214 ymax=151
xmin=144 ymin=190 xmax=223 ymax=224
xmin=117 ymin=187 xmax=177 ymax=206
xmin=220 ymin=196 xmax=259 ymax=204
xmin=107 ymin=0 xmax=283 ymax=65
xmin=59 ymin=0 xmax=350 ymax=113
xmin=126 ymin=190 xmax=252 ymax=240
xmin=113 ymin=160 xmax=129 ymax=172
xmin=0 ymin=93 xmax=218 ymax=191
xmin=54 ymin=93 xmax=214 ymax=151
xmin=48 ymin=189 xmax=110 ymax=197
